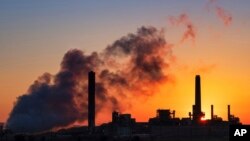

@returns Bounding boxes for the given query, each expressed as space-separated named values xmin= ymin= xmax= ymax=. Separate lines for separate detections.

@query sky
xmin=0 ymin=0 xmax=250 ymax=126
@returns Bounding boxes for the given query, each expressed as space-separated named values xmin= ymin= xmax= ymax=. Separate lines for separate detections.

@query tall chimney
xmin=211 ymin=105 xmax=214 ymax=120
xmin=193 ymin=75 xmax=202 ymax=122
xmin=195 ymin=75 xmax=201 ymax=114
xmin=173 ymin=110 xmax=175 ymax=118
xmin=88 ymin=71 xmax=95 ymax=133
xmin=228 ymin=105 xmax=231 ymax=121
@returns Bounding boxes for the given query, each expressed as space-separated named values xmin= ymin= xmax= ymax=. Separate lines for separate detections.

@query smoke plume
xmin=207 ymin=0 xmax=232 ymax=26
xmin=6 ymin=26 xmax=174 ymax=133
xmin=215 ymin=7 xmax=232 ymax=26
xmin=169 ymin=14 xmax=196 ymax=44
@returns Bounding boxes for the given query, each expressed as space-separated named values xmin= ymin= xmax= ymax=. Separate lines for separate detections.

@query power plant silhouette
xmin=0 ymin=71 xmax=242 ymax=141
xmin=84 ymin=71 xmax=241 ymax=139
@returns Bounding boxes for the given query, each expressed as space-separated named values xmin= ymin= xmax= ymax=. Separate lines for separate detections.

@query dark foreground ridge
xmin=0 ymin=73 xmax=241 ymax=141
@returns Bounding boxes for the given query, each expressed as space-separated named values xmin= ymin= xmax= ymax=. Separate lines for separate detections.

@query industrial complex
xmin=98 ymin=74 xmax=240 ymax=139
xmin=0 ymin=71 xmax=241 ymax=141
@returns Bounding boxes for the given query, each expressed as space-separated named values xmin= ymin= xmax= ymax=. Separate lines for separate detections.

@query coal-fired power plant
xmin=2 ymin=73 xmax=241 ymax=141
xmin=88 ymin=71 xmax=95 ymax=133
xmin=192 ymin=75 xmax=204 ymax=123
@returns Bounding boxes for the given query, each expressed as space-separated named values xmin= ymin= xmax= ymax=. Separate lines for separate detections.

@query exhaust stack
xmin=88 ymin=71 xmax=95 ymax=133
xmin=192 ymin=75 xmax=204 ymax=122
xmin=211 ymin=105 xmax=214 ymax=120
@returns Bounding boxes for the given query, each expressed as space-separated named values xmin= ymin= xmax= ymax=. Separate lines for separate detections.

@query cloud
xmin=6 ymin=26 xmax=175 ymax=133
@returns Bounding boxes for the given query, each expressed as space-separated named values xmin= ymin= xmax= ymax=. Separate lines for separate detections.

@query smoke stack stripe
xmin=88 ymin=71 xmax=95 ymax=133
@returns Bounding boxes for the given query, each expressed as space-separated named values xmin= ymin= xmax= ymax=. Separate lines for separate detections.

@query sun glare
xmin=201 ymin=117 xmax=207 ymax=121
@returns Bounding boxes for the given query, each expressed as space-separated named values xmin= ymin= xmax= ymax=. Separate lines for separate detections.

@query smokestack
xmin=193 ymin=75 xmax=203 ymax=122
xmin=195 ymin=75 xmax=201 ymax=113
xmin=173 ymin=110 xmax=175 ymax=118
xmin=228 ymin=105 xmax=231 ymax=121
xmin=189 ymin=112 xmax=192 ymax=119
xmin=211 ymin=105 xmax=214 ymax=120
xmin=88 ymin=71 xmax=95 ymax=133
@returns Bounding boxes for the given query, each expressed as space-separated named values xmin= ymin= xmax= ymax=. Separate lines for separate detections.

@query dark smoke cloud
xmin=6 ymin=26 xmax=173 ymax=133
xmin=6 ymin=50 xmax=101 ymax=133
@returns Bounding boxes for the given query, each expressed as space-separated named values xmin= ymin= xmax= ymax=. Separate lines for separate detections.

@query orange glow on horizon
xmin=201 ymin=117 xmax=206 ymax=121
xmin=1 ymin=67 xmax=250 ymax=126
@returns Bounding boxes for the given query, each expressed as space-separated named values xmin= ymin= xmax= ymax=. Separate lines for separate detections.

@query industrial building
xmin=0 ymin=73 xmax=241 ymax=141
xmin=12 ymin=72 xmax=238 ymax=141
xmin=99 ymin=74 xmax=241 ymax=139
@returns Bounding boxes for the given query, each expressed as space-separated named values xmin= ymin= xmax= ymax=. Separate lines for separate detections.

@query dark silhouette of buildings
xmin=210 ymin=105 xmax=223 ymax=123
xmin=228 ymin=105 xmax=240 ymax=124
xmin=149 ymin=109 xmax=179 ymax=126
xmin=88 ymin=71 xmax=95 ymax=133
xmin=100 ymin=74 xmax=241 ymax=138
xmin=0 ymin=74 xmax=242 ymax=141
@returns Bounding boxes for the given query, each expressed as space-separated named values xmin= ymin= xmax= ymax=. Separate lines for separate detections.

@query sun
xmin=201 ymin=117 xmax=207 ymax=121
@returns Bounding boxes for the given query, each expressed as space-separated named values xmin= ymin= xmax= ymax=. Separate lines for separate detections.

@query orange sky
xmin=0 ymin=0 xmax=249 ymax=125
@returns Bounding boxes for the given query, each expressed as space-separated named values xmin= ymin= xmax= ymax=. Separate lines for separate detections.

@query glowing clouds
xmin=6 ymin=26 xmax=174 ymax=133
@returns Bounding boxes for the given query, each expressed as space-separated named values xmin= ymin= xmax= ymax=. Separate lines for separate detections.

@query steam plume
xmin=169 ymin=14 xmax=196 ymax=44
xmin=6 ymin=26 xmax=173 ymax=133
xmin=215 ymin=7 xmax=232 ymax=26
xmin=207 ymin=0 xmax=232 ymax=26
